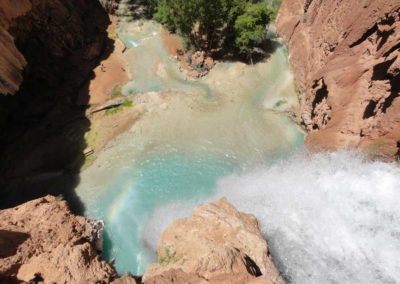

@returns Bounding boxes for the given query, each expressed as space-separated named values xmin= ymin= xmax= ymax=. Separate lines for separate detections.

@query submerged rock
xmin=0 ymin=196 xmax=117 ymax=283
xmin=143 ymin=198 xmax=283 ymax=284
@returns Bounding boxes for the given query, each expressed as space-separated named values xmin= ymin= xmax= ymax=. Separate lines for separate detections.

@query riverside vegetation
xmin=147 ymin=0 xmax=281 ymax=57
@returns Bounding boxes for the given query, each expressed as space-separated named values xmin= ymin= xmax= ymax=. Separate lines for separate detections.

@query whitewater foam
xmin=145 ymin=151 xmax=400 ymax=283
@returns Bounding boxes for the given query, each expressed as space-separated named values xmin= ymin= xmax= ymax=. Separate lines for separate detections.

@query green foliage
xmin=264 ymin=0 xmax=281 ymax=20
xmin=153 ymin=0 xmax=174 ymax=30
xmin=158 ymin=247 xmax=177 ymax=265
xmin=107 ymin=25 xmax=118 ymax=40
xmin=234 ymin=3 xmax=273 ymax=53
xmin=83 ymin=153 xmax=95 ymax=167
xmin=150 ymin=0 xmax=281 ymax=55
xmin=105 ymin=100 xmax=134 ymax=115
xmin=121 ymin=100 xmax=133 ymax=108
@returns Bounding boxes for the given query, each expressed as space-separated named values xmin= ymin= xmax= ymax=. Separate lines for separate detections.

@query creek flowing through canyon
xmin=75 ymin=20 xmax=400 ymax=283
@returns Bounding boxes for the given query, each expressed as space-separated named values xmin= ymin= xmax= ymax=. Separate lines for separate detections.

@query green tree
xmin=234 ymin=3 xmax=273 ymax=54
xmin=151 ymin=0 xmax=278 ymax=55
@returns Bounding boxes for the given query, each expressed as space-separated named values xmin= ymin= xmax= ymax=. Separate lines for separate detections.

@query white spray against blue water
xmin=145 ymin=151 xmax=400 ymax=283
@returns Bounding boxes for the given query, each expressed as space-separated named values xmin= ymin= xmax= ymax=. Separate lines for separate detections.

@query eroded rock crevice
xmin=277 ymin=0 xmax=400 ymax=156
xmin=310 ymin=79 xmax=331 ymax=130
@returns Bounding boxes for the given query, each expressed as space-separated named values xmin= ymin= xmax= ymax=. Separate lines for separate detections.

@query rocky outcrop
xmin=143 ymin=198 xmax=283 ymax=284
xmin=277 ymin=0 xmax=400 ymax=158
xmin=0 ymin=195 xmax=117 ymax=283
xmin=0 ymin=197 xmax=283 ymax=283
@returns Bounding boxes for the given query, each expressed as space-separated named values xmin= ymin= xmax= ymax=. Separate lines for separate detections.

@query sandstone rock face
xmin=143 ymin=198 xmax=283 ymax=284
xmin=277 ymin=0 xmax=400 ymax=158
xmin=0 ymin=196 xmax=117 ymax=283
xmin=0 ymin=0 xmax=31 ymax=95
xmin=0 ymin=0 xmax=109 ymax=96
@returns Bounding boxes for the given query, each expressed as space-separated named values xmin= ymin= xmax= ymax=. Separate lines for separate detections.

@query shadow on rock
xmin=214 ymin=38 xmax=282 ymax=65
xmin=0 ymin=0 xmax=115 ymax=215
xmin=0 ymin=230 xmax=30 ymax=259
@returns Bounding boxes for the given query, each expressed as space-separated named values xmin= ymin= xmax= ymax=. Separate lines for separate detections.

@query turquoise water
xmin=95 ymin=149 xmax=236 ymax=273
xmin=118 ymin=22 xmax=212 ymax=97
xmin=75 ymin=20 xmax=304 ymax=275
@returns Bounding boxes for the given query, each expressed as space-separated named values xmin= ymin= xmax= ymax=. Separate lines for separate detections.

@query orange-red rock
xmin=0 ymin=196 xmax=117 ymax=283
xmin=143 ymin=198 xmax=283 ymax=284
xmin=0 ymin=0 xmax=31 ymax=95
xmin=277 ymin=0 xmax=400 ymax=158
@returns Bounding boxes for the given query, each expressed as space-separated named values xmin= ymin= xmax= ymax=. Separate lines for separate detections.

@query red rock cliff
xmin=277 ymin=0 xmax=400 ymax=158
xmin=0 ymin=0 xmax=112 ymax=198
xmin=0 ymin=196 xmax=118 ymax=283
xmin=0 ymin=0 xmax=30 ymax=95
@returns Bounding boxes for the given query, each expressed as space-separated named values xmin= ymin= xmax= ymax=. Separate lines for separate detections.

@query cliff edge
xmin=277 ymin=0 xmax=400 ymax=158
xmin=0 ymin=196 xmax=117 ymax=283
xmin=0 ymin=197 xmax=283 ymax=284
xmin=144 ymin=198 xmax=283 ymax=284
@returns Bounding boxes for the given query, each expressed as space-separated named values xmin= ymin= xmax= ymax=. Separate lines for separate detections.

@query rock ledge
xmin=144 ymin=198 xmax=283 ymax=284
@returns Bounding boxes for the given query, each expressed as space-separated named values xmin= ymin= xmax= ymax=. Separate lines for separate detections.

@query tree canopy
xmin=234 ymin=2 xmax=273 ymax=53
xmin=150 ymin=0 xmax=279 ymax=55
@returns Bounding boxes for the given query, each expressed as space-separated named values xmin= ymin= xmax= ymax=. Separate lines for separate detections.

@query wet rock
xmin=143 ymin=198 xmax=283 ymax=284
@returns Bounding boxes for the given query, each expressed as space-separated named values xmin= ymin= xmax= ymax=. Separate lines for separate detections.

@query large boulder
xmin=143 ymin=198 xmax=283 ymax=284
xmin=0 ymin=196 xmax=117 ymax=283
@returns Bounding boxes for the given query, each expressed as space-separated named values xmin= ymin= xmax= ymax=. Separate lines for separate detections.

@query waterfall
xmin=147 ymin=151 xmax=400 ymax=283
xmin=214 ymin=151 xmax=400 ymax=283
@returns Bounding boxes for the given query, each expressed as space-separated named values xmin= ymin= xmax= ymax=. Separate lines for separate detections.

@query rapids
xmin=150 ymin=151 xmax=400 ymax=283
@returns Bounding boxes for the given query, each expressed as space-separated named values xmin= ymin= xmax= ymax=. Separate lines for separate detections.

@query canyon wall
xmin=0 ymin=0 xmax=29 ymax=95
xmin=0 ymin=0 xmax=110 ymax=96
xmin=277 ymin=0 xmax=400 ymax=159
xmin=0 ymin=0 xmax=112 ymax=204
